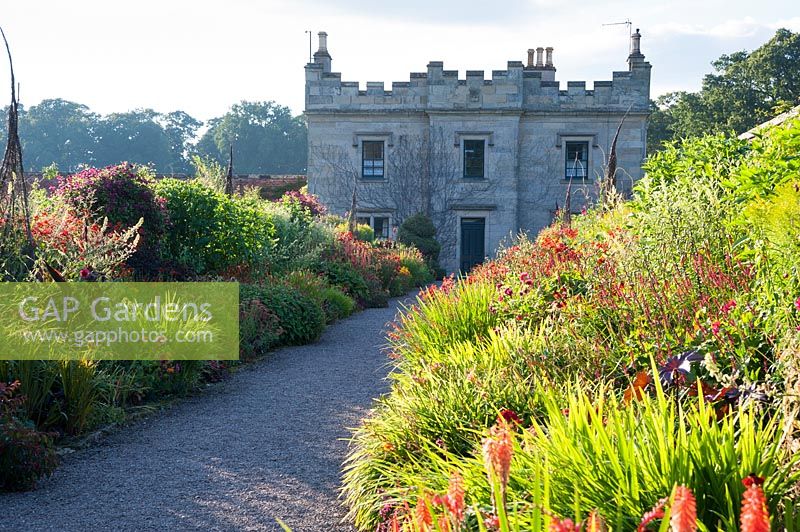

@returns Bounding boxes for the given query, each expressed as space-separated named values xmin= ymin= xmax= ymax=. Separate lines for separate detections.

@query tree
xmin=159 ymin=110 xmax=202 ymax=174
xmin=94 ymin=110 xmax=175 ymax=172
xmin=196 ymin=101 xmax=307 ymax=174
xmin=648 ymin=28 xmax=800 ymax=152
xmin=17 ymin=99 xmax=99 ymax=172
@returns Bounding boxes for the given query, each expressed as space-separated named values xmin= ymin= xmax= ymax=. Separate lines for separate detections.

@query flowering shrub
xmin=279 ymin=190 xmax=327 ymax=217
xmin=30 ymin=210 xmax=141 ymax=280
xmin=52 ymin=163 xmax=167 ymax=277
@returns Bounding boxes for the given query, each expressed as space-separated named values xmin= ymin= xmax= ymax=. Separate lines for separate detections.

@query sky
xmin=1 ymin=1 xmax=798 ymax=122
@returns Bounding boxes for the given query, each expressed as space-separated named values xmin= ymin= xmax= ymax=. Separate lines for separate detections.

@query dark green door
xmin=460 ymin=218 xmax=485 ymax=273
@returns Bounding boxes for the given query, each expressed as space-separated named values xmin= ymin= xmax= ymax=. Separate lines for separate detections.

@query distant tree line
xmin=648 ymin=28 xmax=800 ymax=153
xmin=0 ymin=99 xmax=307 ymax=174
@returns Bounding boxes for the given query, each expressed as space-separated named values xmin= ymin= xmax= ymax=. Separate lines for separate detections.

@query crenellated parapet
xmin=305 ymin=31 xmax=651 ymax=114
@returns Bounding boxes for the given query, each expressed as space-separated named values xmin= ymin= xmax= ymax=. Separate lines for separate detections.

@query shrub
xmin=279 ymin=190 xmax=327 ymax=217
xmin=0 ymin=381 xmax=58 ymax=492
xmin=239 ymin=299 xmax=284 ymax=361
xmin=153 ymin=179 xmax=275 ymax=276
xmin=240 ymin=282 xmax=325 ymax=345
xmin=284 ymin=270 xmax=356 ymax=323
xmin=30 ymin=210 xmax=141 ymax=280
xmin=313 ymin=259 xmax=371 ymax=306
xmin=397 ymin=213 xmax=441 ymax=268
xmin=53 ymin=163 xmax=167 ymax=277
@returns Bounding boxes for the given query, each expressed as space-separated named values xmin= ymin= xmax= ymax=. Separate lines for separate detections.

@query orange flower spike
xmin=414 ymin=493 xmax=433 ymax=530
xmin=585 ymin=510 xmax=607 ymax=532
xmin=740 ymin=478 xmax=770 ymax=532
xmin=482 ymin=417 xmax=513 ymax=488
xmin=445 ymin=471 xmax=466 ymax=525
xmin=669 ymin=485 xmax=697 ymax=532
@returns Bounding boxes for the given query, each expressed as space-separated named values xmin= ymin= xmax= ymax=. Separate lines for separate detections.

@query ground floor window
xmin=356 ymin=214 xmax=391 ymax=239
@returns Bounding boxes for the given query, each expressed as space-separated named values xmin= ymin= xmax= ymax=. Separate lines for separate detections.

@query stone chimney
xmin=525 ymin=45 xmax=556 ymax=81
xmin=627 ymin=28 xmax=647 ymax=69
xmin=313 ymin=31 xmax=332 ymax=73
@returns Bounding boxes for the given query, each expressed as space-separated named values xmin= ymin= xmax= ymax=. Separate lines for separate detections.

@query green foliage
xmin=153 ymin=178 xmax=275 ymax=275
xmin=0 ymin=381 xmax=58 ymax=492
xmin=727 ymin=116 xmax=800 ymax=201
xmin=344 ymin=223 xmax=375 ymax=243
xmin=284 ymin=270 xmax=356 ymax=323
xmin=344 ymin=109 xmax=800 ymax=529
xmin=649 ymin=28 xmax=800 ymax=151
xmin=397 ymin=213 xmax=441 ymax=267
xmin=240 ymin=283 xmax=326 ymax=346
xmin=359 ymin=382 xmax=798 ymax=531
xmin=191 ymin=154 xmax=226 ymax=193
xmin=195 ymin=101 xmax=307 ymax=174
xmin=311 ymin=257 xmax=370 ymax=306
xmin=239 ymin=299 xmax=283 ymax=361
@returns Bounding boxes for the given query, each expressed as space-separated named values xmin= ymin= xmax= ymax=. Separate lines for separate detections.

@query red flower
xmin=79 ymin=268 xmax=91 ymax=279
xmin=721 ymin=299 xmax=737 ymax=315
xmin=795 ymin=297 xmax=800 ymax=311
xmin=499 ymin=408 xmax=522 ymax=425
xmin=711 ymin=321 xmax=721 ymax=335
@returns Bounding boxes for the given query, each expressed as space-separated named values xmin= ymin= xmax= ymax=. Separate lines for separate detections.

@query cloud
xmin=301 ymin=0 xmax=536 ymax=25
xmin=650 ymin=15 xmax=800 ymax=40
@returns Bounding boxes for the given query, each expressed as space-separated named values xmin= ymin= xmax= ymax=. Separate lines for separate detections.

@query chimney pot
xmin=545 ymin=47 xmax=554 ymax=67
xmin=631 ymin=28 xmax=642 ymax=55
xmin=313 ymin=31 xmax=332 ymax=73
xmin=527 ymin=49 xmax=535 ymax=67
xmin=536 ymin=47 xmax=544 ymax=67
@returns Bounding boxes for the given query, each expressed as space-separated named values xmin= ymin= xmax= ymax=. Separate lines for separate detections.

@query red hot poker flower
xmin=669 ymin=485 xmax=697 ymax=532
xmin=740 ymin=480 xmax=770 ymax=532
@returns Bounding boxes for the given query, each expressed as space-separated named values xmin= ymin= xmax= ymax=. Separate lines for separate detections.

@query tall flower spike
xmin=445 ymin=471 xmax=466 ymax=525
xmin=740 ymin=482 xmax=770 ymax=532
xmin=482 ymin=417 xmax=513 ymax=510
xmin=638 ymin=497 xmax=667 ymax=532
xmin=585 ymin=510 xmax=607 ymax=532
xmin=415 ymin=493 xmax=433 ymax=530
xmin=669 ymin=485 xmax=697 ymax=532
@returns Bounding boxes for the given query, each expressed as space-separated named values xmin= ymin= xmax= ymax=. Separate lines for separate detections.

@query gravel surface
xmin=1 ymin=298 xmax=410 ymax=532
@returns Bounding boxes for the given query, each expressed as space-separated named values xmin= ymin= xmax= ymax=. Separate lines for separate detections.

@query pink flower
xmin=711 ymin=321 xmax=721 ymax=335
xmin=721 ymin=299 xmax=737 ymax=315
xmin=79 ymin=268 xmax=91 ymax=279
xmin=795 ymin=297 xmax=800 ymax=311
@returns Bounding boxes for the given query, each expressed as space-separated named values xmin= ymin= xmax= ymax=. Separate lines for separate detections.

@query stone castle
xmin=305 ymin=30 xmax=651 ymax=272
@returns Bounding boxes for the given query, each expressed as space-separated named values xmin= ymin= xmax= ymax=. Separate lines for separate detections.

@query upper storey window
xmin=362 ymin=140 xmax=385 ymax=179
xmin=565 ymin=141 xmax=589 ymax=180
xmin=463 ymin=139 xmax=485 ymax=179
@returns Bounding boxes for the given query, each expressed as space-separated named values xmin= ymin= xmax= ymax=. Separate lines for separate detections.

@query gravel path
xmin=1 ymin=298 xmax=409 ymax=532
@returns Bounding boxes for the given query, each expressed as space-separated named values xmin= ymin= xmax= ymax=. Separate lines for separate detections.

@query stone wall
xmin=305 ymin=31 xmax=651 ymax=272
